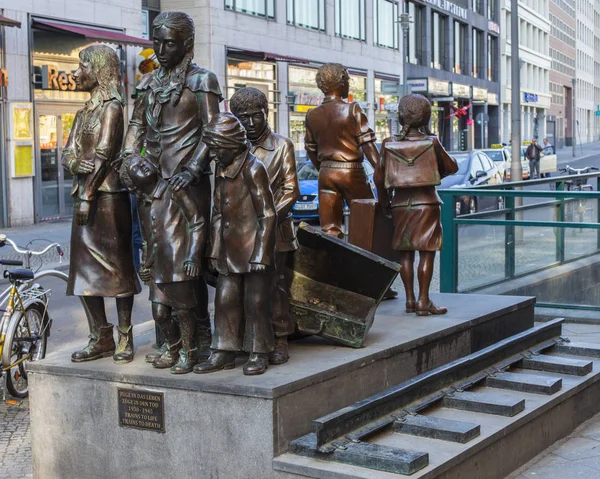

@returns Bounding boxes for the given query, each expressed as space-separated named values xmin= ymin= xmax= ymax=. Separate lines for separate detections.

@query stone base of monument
xmin=28 ymin=294 xmax=534 ymax=479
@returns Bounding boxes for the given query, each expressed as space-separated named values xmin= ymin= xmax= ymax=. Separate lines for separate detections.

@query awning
xmin=32 ymin=20 xmax=152 ymax=48
xmin=0 ymin=15 xmax=21 ymax=28
xmin=227 ymin=48 xmax=309 ymax=64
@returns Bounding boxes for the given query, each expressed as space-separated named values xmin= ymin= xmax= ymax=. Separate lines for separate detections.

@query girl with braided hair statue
xmin=374 ymin=94 xmax=458 ymax=316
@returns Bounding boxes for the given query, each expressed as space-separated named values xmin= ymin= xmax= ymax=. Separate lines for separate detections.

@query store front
xmin=225 ymin=52 xmax=278 ymax=133
xmin=374 ymin=74 xmax=400 ymax=144
xmin=451 ymin=82 xmax=471 ymax=151
xmin=407 ymin=77 xmax=452 ymax=148
xmin=31 ymin=20 xmax=150 ymax=221
xmin=472 ymin=86 xmax=488 ymax=149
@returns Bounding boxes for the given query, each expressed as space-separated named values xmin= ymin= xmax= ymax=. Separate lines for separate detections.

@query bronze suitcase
xmin=348 ymin=199 xmax=401 ymax=262
xmin=286 ymin=223 xmax=400 ymax=348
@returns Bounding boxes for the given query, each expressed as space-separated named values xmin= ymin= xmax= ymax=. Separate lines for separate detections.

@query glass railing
xmin=439 ymin=173 xmax=600 ymax=311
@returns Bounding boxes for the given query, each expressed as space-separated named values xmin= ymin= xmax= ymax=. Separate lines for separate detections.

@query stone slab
xmin=553 ymin=341 xmax=600 ymax=358
xmin=486 ymin=372 xmax=563 ymax=395
xmin=28 ymin=293 xmax=534 ymax=479
xmin=393 ymin=415 xmax=480 ymax=444
xmin=443 ymin=391 xmax=526 ymax=417
xmin=521 ymin=354 xmax=593 ymax=376
xmin=290 ymin=434 xmax=429 ymax=475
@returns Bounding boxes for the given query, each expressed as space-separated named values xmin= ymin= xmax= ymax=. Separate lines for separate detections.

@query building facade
xmin=500 ymin=0 xmax=551 ymax=145
xmin=548 ymin=0 xmax=575 ymax=149
xmin=159 ymin=0 xmax=406 ymax=165
xmin=403 ymin=0 xmax=502 ymax=151
xmin=575 ymin=0 xmax=596 ymax=144
xmin=0 ymin=1 xmax=148 ymax=226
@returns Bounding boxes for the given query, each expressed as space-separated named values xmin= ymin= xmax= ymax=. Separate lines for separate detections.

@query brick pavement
xmin=0 ymin=398 xmax=32 ymax=479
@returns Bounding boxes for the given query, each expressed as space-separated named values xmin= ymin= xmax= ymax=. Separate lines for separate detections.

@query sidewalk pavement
xmin=555 ymin=140 xmax=600 ymax=164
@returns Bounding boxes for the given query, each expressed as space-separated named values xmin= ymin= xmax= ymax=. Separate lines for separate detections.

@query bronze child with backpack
xmin=374 ymin=94 xmax=458 ymax=316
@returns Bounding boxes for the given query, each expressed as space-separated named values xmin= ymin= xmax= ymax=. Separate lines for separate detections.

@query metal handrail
xmin=438 ymin=172 xmax=600 ymax=310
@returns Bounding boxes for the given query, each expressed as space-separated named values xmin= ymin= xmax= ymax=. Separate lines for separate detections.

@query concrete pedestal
xmin=28 ymin=294 xmax=534 ymax=479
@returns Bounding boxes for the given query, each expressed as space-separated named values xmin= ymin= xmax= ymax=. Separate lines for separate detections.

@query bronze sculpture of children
xmin=63 ymin=45 xmax=140 ymax=364
xmin=120 ymin=156 xmax=203 ymax=374
xmin=374 ymin=94 xmax=458 ymax=316
xmin=195 ymin=113 xmax=277 ymax=376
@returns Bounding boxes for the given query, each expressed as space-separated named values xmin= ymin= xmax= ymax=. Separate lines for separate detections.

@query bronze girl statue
xmin=63 ymin=45 xmax=140 ymax=364
xmin=374 ymin=94 xmax=457 ymax=316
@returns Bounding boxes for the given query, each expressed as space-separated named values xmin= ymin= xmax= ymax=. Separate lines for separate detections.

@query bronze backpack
xmin=382 ymin=138 xmax=441 ymax=189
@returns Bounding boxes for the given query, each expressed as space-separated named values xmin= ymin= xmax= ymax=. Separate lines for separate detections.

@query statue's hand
xmin=250 ymin=263 xmax=268 ymax=273
xmin=75 ymin=200 xmax=91 ymax=226
xmin=169 ymin=171 xmax=193 ymax=191
xmin=74 ymin=159 xmax=95 ymax=174
xmin=184 ymin=260 xmax=201 ymax=278
xmin=379 ymin=201 xmax=392 ymax=219
xmin=138 ymin=266 xmax=151 ymax=283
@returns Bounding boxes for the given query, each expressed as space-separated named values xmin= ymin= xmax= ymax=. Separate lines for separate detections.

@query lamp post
xmin=399 ymin=12 xmax=412 ymax=97
xmin=510 ymin=0 xmax=522 ymax=182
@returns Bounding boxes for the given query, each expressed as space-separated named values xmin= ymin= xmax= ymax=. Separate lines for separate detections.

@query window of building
xmin=453 ymin=21 xmax=466 ymax=74
xmin=335 ymin=0 xmax=366 ymax=41
xmin=374 ymin=0 xmax=399 ymax=49
xmin=374 ymin=75 xmax=400 ymax=142
xmin=472 ymin=28 xmax=483 ymax=78
xmin=226 ymin=57 xmax=278 ymax=132
xmin=287 ymin=0 xmax=325 ymax=31
xmin=405 ymin=1 xmax=423 ymax=65
xmin=487 ymin=0 xmax=497 ymax=21
xmin=225 ymin=0 xmax=275 ymax=19
xmin=288 ymin=66 xmax=321 ymax=163
xmin=431 ymin=12 xmax=446 ymax=69
xmin=487 ymin=35 xmax=497 ymax=81
xmin=471 ymin=0 xmax=484 ymax=15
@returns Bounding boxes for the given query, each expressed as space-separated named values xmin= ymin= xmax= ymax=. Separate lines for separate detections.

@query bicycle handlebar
xmin=560 ymin=166 xmax=599 ymax=175
xmin=0 ymin=259 xmax=23 ymax=266
xmin=0 ymin=235 xmax=63 ymax=263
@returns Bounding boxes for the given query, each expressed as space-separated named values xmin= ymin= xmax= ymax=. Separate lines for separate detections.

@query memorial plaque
xmin=118 ymin=388 xmax=165 ymax=433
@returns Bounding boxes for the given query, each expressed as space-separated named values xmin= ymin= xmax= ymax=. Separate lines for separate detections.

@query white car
xmin=479 ymin=147 xmax=530 ymax=181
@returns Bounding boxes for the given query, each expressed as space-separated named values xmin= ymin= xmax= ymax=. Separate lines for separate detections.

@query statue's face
xmin=210 ymin=146 xmax=244 ymax=167
xmin=74 ymin=58 xmax=98 ymax=92
xmin=129 ymin=158 xmax=157 ymax=191
xmin=152 ymin=25 xmax=188 ymax=70
xmin=235 ymin=108 xmax=267 ymax=141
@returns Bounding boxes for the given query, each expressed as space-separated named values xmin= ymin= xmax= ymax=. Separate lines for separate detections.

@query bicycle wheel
xmin=2 ymin=302 xmax=48 ymax=398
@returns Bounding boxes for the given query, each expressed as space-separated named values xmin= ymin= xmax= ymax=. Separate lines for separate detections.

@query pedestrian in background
xmin=526 ymin=138 xmax=542 ymax=180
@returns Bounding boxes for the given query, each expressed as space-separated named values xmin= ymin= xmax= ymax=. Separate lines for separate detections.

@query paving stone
xmin=551 ymin=437 xmax=600 ymax=462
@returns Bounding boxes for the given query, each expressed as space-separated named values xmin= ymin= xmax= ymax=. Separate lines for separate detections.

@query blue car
xmin=292 ymin=160 xmax=376 ymax=221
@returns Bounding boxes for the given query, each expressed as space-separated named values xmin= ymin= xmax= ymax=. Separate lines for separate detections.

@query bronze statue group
xmin=64 ymin=11 xmax=458 ymax=377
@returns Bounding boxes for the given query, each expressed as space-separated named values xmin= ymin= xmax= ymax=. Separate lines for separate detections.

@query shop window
xmin=288 ymin=66 xmax=321 ymax=164
xmin=287 ymin=0 xmax=325 ymax=31
xmin=375 ymin=76 xmax=400 ymax=142
xmin=334 ymin=0 xmax=366 ymax=41
xmin=431 ymin=12 xmax=447 ymax=70
xmin=404 ymin=1 xmax=423 ymax=65
xmin=453 ymin=21 xmax=466 ymax=75
xmin=225 ymin=0 xmax=275 ymax=19
xmin=374 ymin=0 xmax=399 ymax=50
xmin=226 ymin=57 xmax=278 ymax=132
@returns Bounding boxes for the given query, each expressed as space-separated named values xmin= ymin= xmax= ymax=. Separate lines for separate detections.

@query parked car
xmin=440 ymin=151 xmax=504 ymax=215
xmin=479 ymin=146 xmax=530 ymax=181
xmin=292 ymin=160 xmax=376 ymax=221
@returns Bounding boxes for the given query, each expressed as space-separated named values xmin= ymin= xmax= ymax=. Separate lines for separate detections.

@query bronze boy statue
xmin=374 ymin=94 xmax=458 ymax=316
xmin=120 ymin=156 xmax=203 ymax=374
xmin=230 ymin=87 xmax=299 ymax=365
xmin=304 ymin=63 xmax=380 ymax=239
xmin=194 ymin=113 xmax=277 ymax=376
xmin=120 ymin=11 xmax=221 ymax=356
xmin=63 ymin=45 xmax=140 ymax=364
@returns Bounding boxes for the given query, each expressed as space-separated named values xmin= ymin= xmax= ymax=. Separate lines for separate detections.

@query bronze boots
xmin=113 ymin=325 xmax=134 ymax=364
xmin=152 ymin=340 xmax=182 ymax=369
xmin=71 ymin=324 xmax=116 ymax=362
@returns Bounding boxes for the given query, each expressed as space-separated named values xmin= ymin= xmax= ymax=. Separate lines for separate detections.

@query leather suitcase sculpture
xmin=286 ymin=223 xmax=400 ymax=348
xmin=348 ymin=199 xmax=402 ymax=262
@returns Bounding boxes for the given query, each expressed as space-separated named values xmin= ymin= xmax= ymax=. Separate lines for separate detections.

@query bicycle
xmin=0 ymin=234 xmax=66 ymax=398
xmin=558 ymin=165 xmax=598 ymax=226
